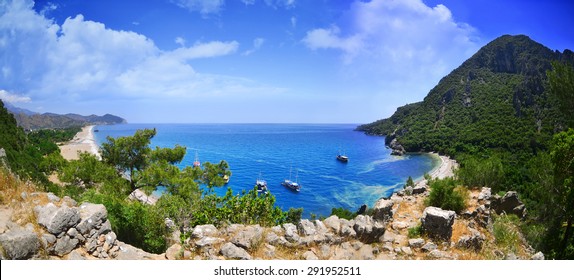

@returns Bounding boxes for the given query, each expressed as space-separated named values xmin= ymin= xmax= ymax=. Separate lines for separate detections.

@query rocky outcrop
xmin=389 ymin=138 xmax=406 ymax=156
xmin=421 ymin=207 xmax=455 ymax=241
xmin=353 ymin=215 xmax=385 ymax=244
xmin=491 ymin=191 xmax=526 ymax=218
xmin=372 ymin=198 xmax=394 ymax=223
xmin=0 ymin=227 xmax=40 ymax=259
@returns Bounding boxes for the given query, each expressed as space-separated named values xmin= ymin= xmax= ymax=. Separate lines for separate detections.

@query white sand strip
xmin=59 ymin=125 xmax=101 ymax=160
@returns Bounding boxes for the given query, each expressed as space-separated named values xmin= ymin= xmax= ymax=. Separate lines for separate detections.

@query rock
xmin=263 ymin=244 xmax=276 ymax=258
xmin=340 ymin=219 xmax=357 ymax=238
xmin=372 ymin=198 xmax=394 ymax=223
xmin=220 ymin=242 xmax=251 ymax=260
xmin=128 ymin=188 xmax=157 ymax=205
xmin=476 ymin=205 xmax=492 ymax=228
xmin=231 ymin=225 xmax=263 ymax=250
xmin=20 ymin=192 xmax=28 ymax=201
xmin=66 ymin=249 xmax=86 ymax=260
xmin=381 ymin=231 xmax=396 ymax=243
xmin=53 ymin=235 xmax=79 ymax=256
xmin=298 ymin=219 xmax=317 ymax=236
xmin=302 ymin=250 xmax=318 ymax=260
xmin=191 ymin=224 xmax=218 ymax=239
xmin=357 ymin=244 xmax=375 ymax=260
xmin=113 ymin=241 xmax=164 ymax=260
xmin=357 ymin=204 xmax=368 ymax=215
xmin=35 ymin=203 xmax=81 ymax=235
xmin=421 ymin=206 xmax=456 ymax=241
xmin=41 ymin=233 xmax=57 ymax=250
xmin=408 ymin=238 xmax=425 ymax=248
xmin=76 ymin=203 xmax=107 ymax=235
xmin=265 ymin=231 xmax=280 ymax=245
xmin=331 ymin=242 xmax=355 ymax=260
xmin=47 ymin=193 xmax=60 ymax=203
xmin=319 ymin=244 xmax=331 ymax=258
xmin=353 ymin=215 xmax=385 ymax=244
xmin=491 ymin=191 xmax=526 ymax=218
xmin=389 ymin=138 xmax=406 ymax=156
xmin=323 ymin=215 xmax=341 ymax=233
xmin=314 ymin=220 xmax=328 ymax=234
xmin=196 ymin=236 xmax=225 ymax=248
xmin=531 ymin=252 xmax=544 ymax=260
xmin=505 ymin=253 xmax=518 ymax=260
xmin=456 ymin=229 xmax=485 ymax=251
xmin=61 ymin=196 xmax=77 ymax=207
xmin=0 ymin=229 xmax=40 ymax=259
xmin=422 ymin=242 xmax=438 ymax=252
xmin=166 ymin=244 xmax=182 ymax=260
xmin=283 ymin=223 xmax=300 ymax=243
xmin=478 ymin=187 xmax=491 ymax=202
xmin=392 ymin=221 xmax=409 ymax=230
xmin=401 ymin=246 xmax=413 ymax=255
xmin=412 ymin=185 xmax=426 ymax=195
xmin=428 ymin=249 xmax=455 ymax=260
xmin=105 ymin=231 xmax=117 ymax=246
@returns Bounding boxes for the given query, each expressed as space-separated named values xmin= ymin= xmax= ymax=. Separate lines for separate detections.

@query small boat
xmin=256 ymin=178 xmax=268 ymax=194
xmin=282 ymin=167 xmax=301 ymax=192
xmin=337 ymin=154 xmax=349 ymax=162
xmin=255 ymin=173 xmax=268 ymax=194
xmin=223 ymin=174 xmax=230 ymax=184
xmin=193 ymin=151 xmax=201 ymax=167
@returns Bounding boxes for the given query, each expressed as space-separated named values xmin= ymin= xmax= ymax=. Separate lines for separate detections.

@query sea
xmin=93 ymin=123 xmax=439 ymax=218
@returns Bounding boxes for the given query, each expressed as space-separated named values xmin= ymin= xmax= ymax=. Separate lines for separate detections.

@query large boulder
xmin=0 ymin=229 xmax=40 ymax=259
xmin=323 ymin=216 xmax=341 ymax=233
xmin=352 ymin=215 xmax=385 ymax=244
xmin=421 ymin=206 xmax=456 ymax=241
xmin=298 ymin=219 xmax=317 ymax=236
xmin=191 ymin=224 xmax=218 ymax=239
xmin=53 ymin=235 xmax=79 ymax=256
xmin=455 ymin=228 xmax=485 ymax=252
xmin=372 ymin=198 xmax=394 ymax=223
xmin=283 ymin=223 xmax=300 ymax=243
xmin=76 ymin=203 xmax=108 ymax=236
xmin=491 ymin=191 xmax=526 ymax=218
xmin=35 ymin=203 xmax=81 ymax=235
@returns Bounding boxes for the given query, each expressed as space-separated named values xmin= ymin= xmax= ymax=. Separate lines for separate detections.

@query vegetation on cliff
xmin=358 ymin=35 xmax=574 ymax=259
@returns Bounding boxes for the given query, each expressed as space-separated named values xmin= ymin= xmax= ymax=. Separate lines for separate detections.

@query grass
xmin=492 ymin=213 xmax=523 ymax=255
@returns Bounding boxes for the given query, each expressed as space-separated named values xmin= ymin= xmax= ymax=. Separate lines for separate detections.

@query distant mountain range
xmin=2 ymin=102 xmax=127 ymax=130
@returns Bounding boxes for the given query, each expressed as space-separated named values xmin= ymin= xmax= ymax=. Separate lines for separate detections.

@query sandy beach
xmin=411 ymin=152 xmax=458 ymax=189
xmin=59 ymin=125 xmax=101 ymax=160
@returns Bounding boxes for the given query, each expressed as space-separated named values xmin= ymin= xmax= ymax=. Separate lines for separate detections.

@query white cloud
xmin=0 ymin=0 xmax=255 ymax=107
xmin=175 ymin=36 xmax=186 ymax=47
xmin=242 ymin=37 xmax=265 ymax=56
xmin=0 ymin=90 xmax=31 ymax=103
xmin=290 ymin=16 xmax=297 ymax=28
xmin=171 ymin=0 xmax=225 ymax=16
xmin=264 ymin=0 xmax=295 ymax=9
xmin=302 ymin=0 xmax=479 ymax=104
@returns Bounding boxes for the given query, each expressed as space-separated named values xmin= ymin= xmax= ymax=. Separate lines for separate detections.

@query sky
xmin=1 ymin=0 xmax=573 ymax=123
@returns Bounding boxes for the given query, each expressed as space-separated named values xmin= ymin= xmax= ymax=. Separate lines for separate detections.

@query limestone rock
xmin=0 ymin=229 xmax=40 ymax=259
xmin=298 ymin=219 xmax=317 ymax=236
xmin=421 ymin=206 xmax=455 ymax=241
xmin=314 ymin=220 xmax=328 ymax=234
xmin=302 ymin=250 xmax=318 ymax=260
xmin=220 ymin=242 xmax=251 ymax=260
xmin=421 ymin=242 xmax=438 ymax=252
xmin=491 ymin=191 xmax=526 ymax=218
xmin=372 ymin=198 xmax=394 ymax=223
xmin=456 ymin=229 xmax=485 ymax=251
xmin=76 ymin=203 xmax=108 ymax=235
xmin=412 ymin=185 xmax=426 ymax=195
xmin=283 ymin=223 xmax=300 ymax=243
xmin=323 ymin=215 xmax=341 ymax=233
xmin=54 ymin=235 xmax=79 ymax=256
xmin=231 ymin=225 xmax=263 ymax=250
xmin=408 ymin=238 xmax=425 ymax=248
xmin=113 ymin=241 xmax=164 ymax=260
xmin=353 ymin=215 xmax=385 ymax=244
xmin=531 ymin=251 xmax=544 ymax=260
xmin=340 ymin=219 xmax=356 ymax=238
xmin=357 ymin=244 xmax=375 ymax=260
xmin=46 ymin=193 xmax=61 ymax=203
xmin=35 ymin=203 xmax=81 ymax=235
xmin=478 ymin=187 xmax=491 ymax=202
xmin=192 ymin=224 xmax=218 ymax=239
xmin=166 ymin=244 xmax=182 ymax=260
xmin=195 ymin=236 xmax=225 ymax=248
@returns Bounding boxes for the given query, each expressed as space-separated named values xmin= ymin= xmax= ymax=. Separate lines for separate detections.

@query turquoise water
xmin=93 ymin=124 xmax=438 ymax=217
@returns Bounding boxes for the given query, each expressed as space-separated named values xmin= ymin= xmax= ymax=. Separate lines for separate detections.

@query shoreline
xmin=59 ymin=125 xmax=101 ymax=161
xmin=411 ymin=152 xmax=458 ymax=189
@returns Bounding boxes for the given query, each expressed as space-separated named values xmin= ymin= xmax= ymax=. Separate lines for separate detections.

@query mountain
xmin=3 ymin=103 xmax=127 ymax=130
xmin=357 ymin=35 xmax=574 ymax=157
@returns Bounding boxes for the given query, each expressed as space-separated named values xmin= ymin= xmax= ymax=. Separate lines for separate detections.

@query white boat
xmin=193 ymin=151 xmax=201 ymax=167
xmin=255 ymin=173 xmax=268 ymax=194
xmin=282 ymin=167 xmax=301 ymax=192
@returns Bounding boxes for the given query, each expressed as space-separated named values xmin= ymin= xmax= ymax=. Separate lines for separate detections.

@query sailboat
xmin=255 ymin=172 xmax=268 ymax=194
xmin=282 ymin=167 xmax=301 ymax=192
xmin=193 ymin=151 xmax=201 ymax=167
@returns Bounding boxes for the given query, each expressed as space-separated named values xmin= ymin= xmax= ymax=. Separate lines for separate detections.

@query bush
xmin=425 ymin=177 xmax=467 ymax=213
xmin=330 ymin=207 xmax=357 ymax=220
xmin=408 ymin=224 xmax=423 ymax=238
xmin=285 ymin=207 xmax=303 ymax=224
xmin=457 ymin=155 xmax=504 ymax=191
xmin=493 ymin=214 xmax=522 ymax=255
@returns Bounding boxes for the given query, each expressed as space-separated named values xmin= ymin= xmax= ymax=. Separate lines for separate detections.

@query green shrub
xmin=425 ymin=177 xmax=467 ymax=213
xmin=408 ymin=224 xmax=423 ymax=238
xmin=330 ymin=207 xmax=357 ymax=220
xmin=456 ymin=155 xmax=504 ymax=191
xmin=493 ymin=214 xmax=522 ymax=255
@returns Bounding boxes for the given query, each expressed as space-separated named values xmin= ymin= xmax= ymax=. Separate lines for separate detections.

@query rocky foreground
xmin=0 ymin=181 xmax=543 ymax=260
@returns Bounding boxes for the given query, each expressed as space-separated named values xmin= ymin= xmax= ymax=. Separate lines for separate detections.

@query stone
xmin=220 ymin=242 xmax=251 ymax=260
xmin=408 ymin=238 xmax=425 ymax=248
xmin=421 ymin=206 xmax=455 ymax=241
xmin=41 ymin=233 xmax=57 ymax=249
xmin=372 ymin=198 xmax=394 ymax=223
xmin=66 ymin=249 xmax=86 ymax=260
xmin=392 ymin=221 xmax=409 ymax=230
xmin=0 ymin=229 xmax=40 ymax=259
xmin=47 ymin=193 xmax=61 ymax=202
xmin=105 ymin=231 xmax=117 ymax=246
xmin=62 ymin=196 xmax=77 ymax=207
xmin=455 ymin=229 xmax=485 ymax=252
xmin=302 ymin=250 xmax=319 ymax=260
xmin=265 ymin=231 xmax=280 ymax=245
xmin=53 ymin=235 xmax=79 ymax=256
xmin=20 ymin=192 xmax=28 ymax=201
xmin=35 ymin=203 xmax=81 ymax=235
xmin=283 ymin=223 xmax=300 ymax=243
xmin=401 ymin=246 xmax=413 ymax=255
xmin=491 ymin=191 xmax=526 ymax=218
xmin=381 ymin=231 xmax=396 ymax=243
xmin=231 ymin=225 xmax=263 ymax=250
xmin=357 ymin=244 xmax=375 ymax=260
xmin=191 ymin=224 xmax=218 ymax=239
xmin=478 ymin=187 xmax=491 ymax=202
xmin=428 ymin=249 xmax=454 ymax=260
xmin=412 ymin=186 xmax=427 ymax=195
xmin=263 ymin=244 xmax=276 ymax=258
xmin=298 ymin=219 xmax=317 ymax=236
xmin=113 ymin=241 xmax=164 ymax=260
xmin=353 ymin=215 xmax=385 ymax=244
xmin=314 ymin=220 xmax=328 ymax=234
xmin=166 ymin=244 xmax=182 ymax=260
xmin=66 ymin=227 xmax=78 ymax=238
xmin=323 ymin=215 xmax=341 ymax=233
xmin=319 ymin=244 xmax=331 ymax=258
xmin=340 ymin=219 xmax=356 ymax=238
xmin=195 ymin=236 xmax=225 ymax=248
xmin=76 ymin=203 xmax=108 ymax=235
xmin=421 ymin=242 xmax=438 ymax=252
xmin=357 ymin=204 xmax=368 ymax=215
xmin=531 ymin=252 xmax=544 ymax=260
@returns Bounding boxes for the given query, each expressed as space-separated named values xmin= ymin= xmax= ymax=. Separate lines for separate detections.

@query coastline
xmin=59 ymin=125 xmax=101 ymax=160
xmin=410 ymin=152 xmax=458 ymax=189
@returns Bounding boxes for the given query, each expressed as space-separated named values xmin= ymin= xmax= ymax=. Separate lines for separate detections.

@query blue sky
xmin=1 ymin=0 xmax=573 ymax=123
